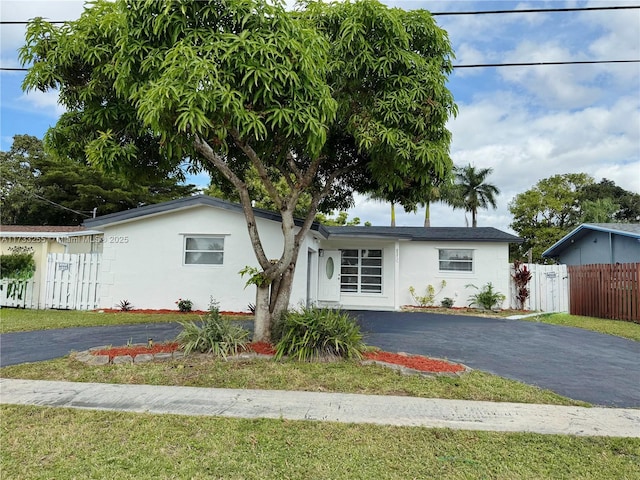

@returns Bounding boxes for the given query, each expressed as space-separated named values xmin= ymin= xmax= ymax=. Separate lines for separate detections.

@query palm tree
xmin=452 ymin=164 xmax=500 ymax=227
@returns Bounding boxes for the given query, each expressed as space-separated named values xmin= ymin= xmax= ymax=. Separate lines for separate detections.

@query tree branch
xmin=193 ymin=135 xmax=270 ymax=268
xmin=229 ymin=128 xmax=283 ymax=211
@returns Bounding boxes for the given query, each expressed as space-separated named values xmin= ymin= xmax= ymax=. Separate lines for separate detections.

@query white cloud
xmin=19 ymin=89 xmax=66 ymax=117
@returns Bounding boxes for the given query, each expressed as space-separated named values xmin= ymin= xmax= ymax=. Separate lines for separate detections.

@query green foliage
xmin=239 ymin=266 xmax=271 ymax=288
xmin=1 ymin=135 xmax=196 ymax=225
xmin=449 ymin=164 xmax=500 ymax=227
xmin=509 ymin=173 xmax=593 ymax=263
xmin=177 ymin=300 xmax=249 ymax=358
xmin=409 ymin=280 xmax=446 ymax=307
xmin=579 ymin=178 xmax=640 ymax=223
xmin=466 ymin=283 xmax=506 ymax=310
xmin=0 ymin=249 xmax=36 ymax=280
xmin=440 ymin=297 xmax=455 ymax=308
xmin=175 ymin=298 xmax=193 ymax=313
xmin=0 ymin=248 xmax=36 ymax=300
xmin=274 ymin=307 xmax=365 ymax=361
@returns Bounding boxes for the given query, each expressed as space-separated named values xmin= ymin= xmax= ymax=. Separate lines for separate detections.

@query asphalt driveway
xmin=1 ymin=312 xmax=638 ymax=407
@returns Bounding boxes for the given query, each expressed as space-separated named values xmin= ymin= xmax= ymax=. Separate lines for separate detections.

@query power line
xmin=2 ymin=59 xmax=639 ymax=72
xmin=0 ymin=4 xmax=638 ymax=24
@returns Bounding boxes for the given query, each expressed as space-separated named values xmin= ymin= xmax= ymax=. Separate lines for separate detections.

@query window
xmin=184 ymin=236 xmax=224 ymax=265
xmin=341 ymin=249 xmax=382 ymax=293
xmin=439 ymin=249 xmax=473 ymax=272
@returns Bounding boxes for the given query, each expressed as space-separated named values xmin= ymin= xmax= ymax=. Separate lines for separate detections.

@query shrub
xmin=409 ymin=280 xmax=446 ymax=307
xmin=512 ymin=261 xmax=533 ymax=310
xmin=440 ymin=297 xmax=455 ymax=308
xmin=176 ymin=298 xmax=193 ymax=312
xmin=176 ymin=299 xmax=249 ymax=358
xmin=466 ymin=282 xmax=506 ymax=310
xmin=274 ymin=307 xmax=365 ymax=361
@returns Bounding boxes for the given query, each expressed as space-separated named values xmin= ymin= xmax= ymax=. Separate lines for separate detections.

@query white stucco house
xmin=83 ymin=195 xmax=522 ymax=312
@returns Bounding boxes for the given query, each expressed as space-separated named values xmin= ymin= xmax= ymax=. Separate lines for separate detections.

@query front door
xmin=317 ymin=250 xmax=340 ymax=302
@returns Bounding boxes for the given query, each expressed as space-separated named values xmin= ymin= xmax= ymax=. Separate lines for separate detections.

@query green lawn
xmin=2 ymin=405 xmax=639 ymax=479
xmin=524 ymin=313 xmax=640 ymax=341
xmin=0 ymin=354 xmax=587 ymax=406
xmin=0 ymin=308 xmax=247 ymax=333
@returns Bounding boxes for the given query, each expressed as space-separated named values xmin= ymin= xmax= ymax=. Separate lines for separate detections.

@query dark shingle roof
xmin=325 ymin=226 xmax=522 ymax=243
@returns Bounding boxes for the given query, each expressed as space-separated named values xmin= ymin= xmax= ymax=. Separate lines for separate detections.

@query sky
xmin=1 ymin=0 xmax=639 ymax=233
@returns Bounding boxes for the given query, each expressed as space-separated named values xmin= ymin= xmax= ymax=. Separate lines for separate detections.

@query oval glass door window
xmin=325 ymin=256 xmax=335 ymax=279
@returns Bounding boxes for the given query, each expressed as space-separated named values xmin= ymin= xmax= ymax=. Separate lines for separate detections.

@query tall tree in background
xmin=509 ymin=173 xmax=593 ymax=262
xmin=0 ymin=135 xmax=196 ymax=225
xmin=21 ymin=0 xmax=456 ymax=340
xmin=450 ymin=164 xmax=500 ymax=227
xmin=578 ymin=178 xmax=640 ymax=223
xmin=509 ymin=174 xmax=639 ymax=263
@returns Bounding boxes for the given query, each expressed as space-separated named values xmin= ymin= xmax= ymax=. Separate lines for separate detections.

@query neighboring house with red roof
xmin=83 ymin=195 xmax=522 ymax=313
xmin=0 ymin=226 xmax=103 ymax=308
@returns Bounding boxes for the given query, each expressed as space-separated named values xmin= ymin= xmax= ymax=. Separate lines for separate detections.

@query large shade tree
xmin=20 ymin=0 xmax=457 ymax=340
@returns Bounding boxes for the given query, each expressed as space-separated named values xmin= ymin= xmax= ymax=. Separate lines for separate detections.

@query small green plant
xmin=440 ymin=297 xmax=455 ymax=308
xmin=466 ymin=282 xmax=506 ymax=310
xmin=117 ymin=300 xmax=133 ymax=311
xmin=0 ymin=246 xmax=36 ymax=300
xmin=409 ymin=280 xmax=446 ymax=307
xmin=175 ymin=298 xmax=193 ymax=312
xmin=176 ymin=298 xmax=249 ymax=358
xmin=274 ymin=307 xmax=365 ymax=361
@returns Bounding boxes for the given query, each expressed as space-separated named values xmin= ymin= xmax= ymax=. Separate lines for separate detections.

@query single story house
xmin=83 ymin=195 xmax=522 ymax=312
xmin=0 ymin=225 xmax=103 ymax=308
xmin=542 ymin=223 xmax=640 ymax=266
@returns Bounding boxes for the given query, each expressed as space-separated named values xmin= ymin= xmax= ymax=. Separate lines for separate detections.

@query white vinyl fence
xmin=44 ymin=253 xmax=101 ymax=310
xmin=510 ymin=263 xmax=568 ymax=313
xmin=0 ymin=278 xmax=38 ymax=309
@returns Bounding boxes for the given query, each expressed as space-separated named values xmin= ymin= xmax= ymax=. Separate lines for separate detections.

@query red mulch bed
xmin=92 ymin=343 xmax=180 ymax=360
xmin=363 ymin=350 xmax=464 ymax=373
xmin=91 ymin=341 xmax=462 ymax=373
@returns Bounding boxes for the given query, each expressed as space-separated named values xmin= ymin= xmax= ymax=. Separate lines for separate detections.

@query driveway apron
xmin=352 ymin=311 xmax=640 ymax=408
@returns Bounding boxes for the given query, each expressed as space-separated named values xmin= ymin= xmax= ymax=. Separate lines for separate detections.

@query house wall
xmin=317 ymin=238 xmax=398 ymax=310
xmin=559 ymin=231 xmax=640 ymax=265
xmin=97 ymin=205 xmax=317 ymax=312
xmin=315 ymin=239 xmax=511 ymax=310
xmin=399 ymin=241 xmax=511 ymax=309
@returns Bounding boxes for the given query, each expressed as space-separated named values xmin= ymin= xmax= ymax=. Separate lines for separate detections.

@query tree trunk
xmin=424 ymin=202 xmax=431 ymax=228
xmin=390 ymin=202 xmax=396 ymax=227
xmin=472 ymin=209 xmax=477 ymax=228
xmin=253 ymin=285 xmax=272 ymax=343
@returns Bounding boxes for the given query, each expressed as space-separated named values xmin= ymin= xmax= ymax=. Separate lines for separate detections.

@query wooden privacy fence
xmin=568 ymin=263 xmax=640 ymax=323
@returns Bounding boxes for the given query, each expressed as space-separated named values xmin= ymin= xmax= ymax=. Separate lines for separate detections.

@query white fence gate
xmin=45 ymin=253 xmax=101 ymax=310
xmin=510 ymin=263 xmax=568 ymax=313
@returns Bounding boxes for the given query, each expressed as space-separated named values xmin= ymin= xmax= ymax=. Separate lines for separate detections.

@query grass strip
xmin=2 ymin=405 xmax=639 ymax=479
xmin=0 ymin=308 xmax=247 ymax=333
xmin=522 ymin=313 xmax=640 ymax=341
xmin=0 ymin=355 xmax=587 ymax=406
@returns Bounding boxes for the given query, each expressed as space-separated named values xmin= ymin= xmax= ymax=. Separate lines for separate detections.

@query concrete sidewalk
xmin=2 ymin=378 xmax=639 ymax=437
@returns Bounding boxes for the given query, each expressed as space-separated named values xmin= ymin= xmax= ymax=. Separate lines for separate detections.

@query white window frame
xmin=438 ymin=248 xmax=474 ymax=273
xmin=340 ymin=249 xmax=383 ymax=294
xmin=183 ymin=235 xmax=225 ymax=266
